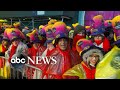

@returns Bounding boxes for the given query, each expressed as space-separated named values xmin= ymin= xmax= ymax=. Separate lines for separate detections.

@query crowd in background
xmin=0 ymin=14 xmax=120 ymax=79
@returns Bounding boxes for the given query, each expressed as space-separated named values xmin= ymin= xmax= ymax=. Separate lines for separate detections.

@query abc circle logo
xmin=11 ymin=57 xmax=26 ymax=64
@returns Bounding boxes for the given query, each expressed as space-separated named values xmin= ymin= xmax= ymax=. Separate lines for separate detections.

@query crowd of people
xmin=0 ymin=14 xmax=120 ymax=79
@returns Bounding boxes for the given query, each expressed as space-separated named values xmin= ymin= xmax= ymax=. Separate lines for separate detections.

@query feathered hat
xmin=92 ymin=15 xmax=104 ymax=29
xmin=76 ymin=39 xmax=93 ymax=55
xmin=48 ymin=19 xmax=57 ymax=25
xmin=52 ymin=21 xmax=69 ymax=44
xmin=52 ymin=21 xmax=68 ymax=37
xmin=66 ymin=26 xmax=72 ymax=31
xmin=72 ymin=23 xmax=79 ymax=29
xmin=45 ymin=24 xmax=55 ymax=43
xmin=13 ymin=22 xmax=21 ymax=28
xmin=90 ymin=25 xmax=105 ymax=36
xmin=4 ymin=28 xmax=25 ymax=42
xmin=112 ymin=15 xmax=120 ymax=41
xmin=26 ymin=29 xmax=42 ymax=43
xmin=76 ymin=39 xmax=104 ymax=62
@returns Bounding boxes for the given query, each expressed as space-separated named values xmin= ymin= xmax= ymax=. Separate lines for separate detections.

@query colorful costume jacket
xmin=0 ymin=44 xmax=7 ymax=54
xmin=63 ymin=61 xmax=96 ymax=79
xmin=95 ymin=45 xmax=120 ymax=79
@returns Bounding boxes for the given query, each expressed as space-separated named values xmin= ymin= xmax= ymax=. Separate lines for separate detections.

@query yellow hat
xmin=112 ymin=15 xmax=120 ymax=27
xmin=48 ymin=19 xmax=57 ymax=25
xmin=39 ymin=25 xmax=44 ymax=30
xmin=13 ymin=22 xmax=21 ymax=27
xmin=72 ymin=23 xmax=79 ymax=28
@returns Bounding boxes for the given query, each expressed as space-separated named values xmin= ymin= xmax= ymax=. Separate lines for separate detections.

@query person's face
xmin=94 ymin=35 xmax=103 ymax=41
xmin=78 ymin=31 xmax=85 ymax=36
xmin=47 ymin=42 xmax=54 ymax=50
xmin=89 ymin=53 xmax=99 ymax=66
xmin=12 ymin=40 xmax=20 ymax=46
xmin=2 ymin=40 xmax=8 ymax=46
xmin=33 ymin=43 xmax=40 ymax=48
xmin=58 ymin=38 xmax=68 ymax=51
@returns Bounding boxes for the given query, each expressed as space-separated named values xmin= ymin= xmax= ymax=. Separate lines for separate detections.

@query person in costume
xmin=90 ymin=26 xmax=111 ymax=53
xmin=0 ymin=36 xmax=9 ymax=56
xmin=69 ymin=29 xmax=74 ymax=49
xmin=71 ymin=24 xmax=86 ymax=63
xmin=13 ymin=22 xmax=22 ymax=31
xmin=4 ymin=27 xmax=26 ymax=43
xmin=22 ymin=26 xmax=31 ymax=36
xmin=72 ymin=24 xmax=86 ymax=52
xmin=33 ymin=24 xmax=56 ymax=79
xmin=104 ymin=20 xmax=114 ymax=46
xmin=95 ymin=15 xmax=120 ymax=79
xmin=4 ymin=30 xmax=28 ymax=79
xmin=45 ymin=21 xmax=81 ymax=79
xmin=26 ymin=29 xmax=46 ymax=79
xmin=0 ymin=23 xmax=5 ymax=35
xmin=38 ymin=25 xmax=44 ymax=35
xmin=43 ymin=24 xmax=55 ymax=57
xmin=0 ymin=36 xmax=9 ymax=78
xmin=63 ymin=39 xmax=104 ymax=79
xmin=40 ymin=25 xmax=47 ymax=46
xmin=5 ymin=30 xmax=28 ymax=68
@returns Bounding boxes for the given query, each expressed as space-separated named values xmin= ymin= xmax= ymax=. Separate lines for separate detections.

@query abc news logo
xmin=11 ymin=57 xmax=26 ymax=64
xmin=11 ymin=56 xmax=57 ymax=64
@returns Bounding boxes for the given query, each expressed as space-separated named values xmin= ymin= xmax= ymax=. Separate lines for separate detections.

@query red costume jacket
xmin=27 ymin=45 xmax=46 ymax=79
xmin=45 ymin=45 xmax=80 ymax=79
xmin=93 ymin=37 xmax=111 ymax=53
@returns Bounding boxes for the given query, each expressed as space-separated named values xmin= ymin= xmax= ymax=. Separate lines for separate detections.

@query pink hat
xmin=27 ymin=30 xmax=42 ymax=43
xmin=4 ymin=28 xmax=25 ymax=41
xmin=76 ymin=39 xmax=93 ymax=55
xmin=52 ymin=21 xmax=68 ymax=37
xmin=92 ymin=15 xmax=104 ymax=28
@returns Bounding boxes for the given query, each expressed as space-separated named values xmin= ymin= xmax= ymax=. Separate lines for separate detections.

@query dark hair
xmin=91 ymin=34 xmax=104 ymax=42
xmin=73 ymin=25 xmax=86 ymax=38
xmin=55 ymin=37 xmax=69 ymax=45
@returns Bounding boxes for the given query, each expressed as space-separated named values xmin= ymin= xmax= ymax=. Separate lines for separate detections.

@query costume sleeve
xmin=95 ymin=45 xmax=120 ymax=79
xmin=103 ymin=37 xmax=111 ymax=52
xmin=62 ymin=64 xmax=85 ymax=79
